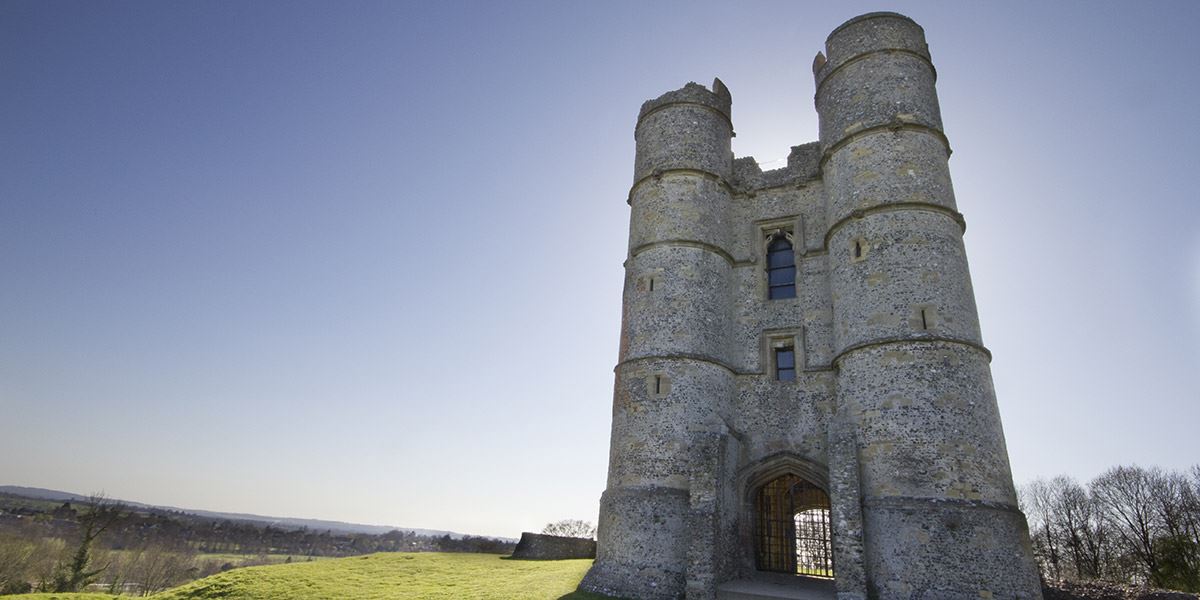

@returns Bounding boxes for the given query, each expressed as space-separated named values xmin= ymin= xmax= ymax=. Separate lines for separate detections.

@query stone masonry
xmin=580 ymin=12 xmax=1043 ymax=600
xmin=509 ymin=532 xmax=597 ymax=560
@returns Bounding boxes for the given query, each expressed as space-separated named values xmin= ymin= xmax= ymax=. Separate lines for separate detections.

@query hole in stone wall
xmin=648 ymin=374 xmax=670 ymax=396
xmin=915 ymin=306 xmax=937 ymax=330
xmin=851 ymin=238 xmax=870 ymax=262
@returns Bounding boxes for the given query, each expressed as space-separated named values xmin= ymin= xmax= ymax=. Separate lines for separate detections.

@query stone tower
xmin=580 ymin=12 xmax=1042 ymax=600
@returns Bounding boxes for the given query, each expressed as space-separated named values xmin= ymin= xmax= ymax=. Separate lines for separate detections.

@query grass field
xmin=5 ymin=553 xmax=618 ymax=600
xmin=195 ymin=553 xmax=332 ymax=566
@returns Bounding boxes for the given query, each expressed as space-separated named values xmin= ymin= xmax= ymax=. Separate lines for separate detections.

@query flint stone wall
xmin=1043 ymin=581 xmax=1199 ymax=600
xmin=509 ymin=532 xmax=596 ymax=560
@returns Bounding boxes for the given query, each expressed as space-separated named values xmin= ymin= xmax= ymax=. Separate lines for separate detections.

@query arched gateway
xmin=755 ymin=474 xmax=833 ymax=578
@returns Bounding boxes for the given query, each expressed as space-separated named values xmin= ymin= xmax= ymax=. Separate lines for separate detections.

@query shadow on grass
xmin=558 ymin=592 xmax=628 ymax=600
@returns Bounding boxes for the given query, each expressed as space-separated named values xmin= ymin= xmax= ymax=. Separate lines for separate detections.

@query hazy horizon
xmin=3 ymin=0 xmax=1198 ymax=539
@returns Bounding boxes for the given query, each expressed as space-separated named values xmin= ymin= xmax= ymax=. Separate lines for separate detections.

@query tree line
xmin=1021 ymin=464 xmax=1200 ymax=592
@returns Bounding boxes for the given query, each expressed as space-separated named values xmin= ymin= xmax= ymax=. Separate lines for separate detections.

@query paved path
xmin=716 ymin=577 xmax=835 ymax=600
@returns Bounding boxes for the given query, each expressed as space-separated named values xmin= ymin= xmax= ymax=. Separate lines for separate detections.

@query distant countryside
xmin=0 ymin=489 xmax=515 ymax=596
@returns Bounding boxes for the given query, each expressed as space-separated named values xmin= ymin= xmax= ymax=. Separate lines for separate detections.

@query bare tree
xmin=51 ymin=494 xmax=123 ymax=592
xmin=541 ymin=519 xmax=596 ymax=539
xmin=1189 ymin=466 xmax=1200 ymax=545
xmin=1092 ymin=466 xmax=1161 ymax=585
xmin=130 ymin=542 xmax=198 ymax=596
xmin=98 ymin=547 xmax=129 ymax=595
xmin=0 ymin=533 xmax=37 ymax=594
xmin=1021 ymin=464 xmax=1200 ymax=591
xmin=1056 ymin=478 xmax=1110 ymax=581
xmin=27 ymin=537 xmax=67 ymax=592
xmin=1148 ymin=468 xmax=1200 ymax=591
xmin=1022 ymin=478 xmax=1063 ymax=579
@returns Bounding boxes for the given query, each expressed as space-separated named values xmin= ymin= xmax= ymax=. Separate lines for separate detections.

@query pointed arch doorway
xmin=754 ymin=473 xmax=834 ymax=578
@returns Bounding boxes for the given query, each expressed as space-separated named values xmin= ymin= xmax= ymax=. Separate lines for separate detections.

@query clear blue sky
xmin=2 ymin=1 xmax=1197 ymax=538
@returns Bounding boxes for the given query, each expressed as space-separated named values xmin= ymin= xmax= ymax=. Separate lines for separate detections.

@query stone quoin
xmin=580 ymin=12 xmax=1043 ymax=600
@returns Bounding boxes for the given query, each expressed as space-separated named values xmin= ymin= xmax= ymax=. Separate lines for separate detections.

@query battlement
xmin=813 ymin=12 xmax=931 ymax=90
xmin=633 ymin=78 xmax=734 ymax=183
xmin=827 ymin=11 xmax=918 ymax=38
xmin=637 ymin=78 xmax=732 ymax=125
xmin=731 ymin=143 xmax=822 ymax=192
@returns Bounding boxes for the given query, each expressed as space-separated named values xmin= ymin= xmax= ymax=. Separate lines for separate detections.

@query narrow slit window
xmin=854 ymin=240 xmax=863 ymax=259
xmin=920 ymin=308 xmax=928 ymax=330
xmin=654 ymin=375 xmax=662 ymax=394
xmin=767 ymin=234 xmax=796 ymax=300
xmin=649 ymin=278 xmax=655 ymax=292
xmin=775 ymin=346 xmax=796 ymax=381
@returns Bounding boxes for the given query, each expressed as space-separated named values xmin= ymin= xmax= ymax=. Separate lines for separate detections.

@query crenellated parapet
xmin=729 ymin=143 xmax=822 ymax=193
xmin=814 ymin=13 xmax=942 ymax=152
xmin=634 ymin=79 xmax=733 ymax=185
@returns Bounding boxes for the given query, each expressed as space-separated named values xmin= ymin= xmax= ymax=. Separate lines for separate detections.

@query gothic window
xmin=767 ymin=233 xmax=796 ymax=299
xmin=775 ymin=346 xmax=796 ymax=381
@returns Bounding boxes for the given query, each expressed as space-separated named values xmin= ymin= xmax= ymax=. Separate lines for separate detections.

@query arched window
xmin=766 ymin=234 xmax=796 ymax=299
xmin=755 ymin=474 xmax=833 ymax=578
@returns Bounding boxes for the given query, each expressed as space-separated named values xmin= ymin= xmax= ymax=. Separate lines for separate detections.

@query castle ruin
xmin=580 ymin=12 xmax=1042 ymax=600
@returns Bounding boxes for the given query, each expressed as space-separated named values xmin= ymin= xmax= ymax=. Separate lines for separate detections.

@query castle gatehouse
xmin=580 ymin=12 xmax=1043 ymax=600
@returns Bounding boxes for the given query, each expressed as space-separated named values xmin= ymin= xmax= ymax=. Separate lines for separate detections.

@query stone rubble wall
xmin=1044 ymin=581 xmax=1199 ymax=600
xmin=508 ymin=532 xmax=596 ymax=560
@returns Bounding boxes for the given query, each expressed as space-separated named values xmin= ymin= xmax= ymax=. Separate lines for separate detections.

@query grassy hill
xmin=5 ymin=552 xmax=617 ymax=600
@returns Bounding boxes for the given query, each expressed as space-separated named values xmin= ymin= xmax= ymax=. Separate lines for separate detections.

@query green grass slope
xmin=4 ymin=595 xmax=120 ymax=600
xmin=162 ymin=552 xmax=611 ymax=600
xmin=5 ymin=552 xmax=618 ymax=599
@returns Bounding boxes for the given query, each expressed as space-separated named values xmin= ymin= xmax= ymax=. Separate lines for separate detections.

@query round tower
xmin=581 ymin=80 xmax=736 ymax=600
xmin=815 ymin=13 xmax=1041 ymax=598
